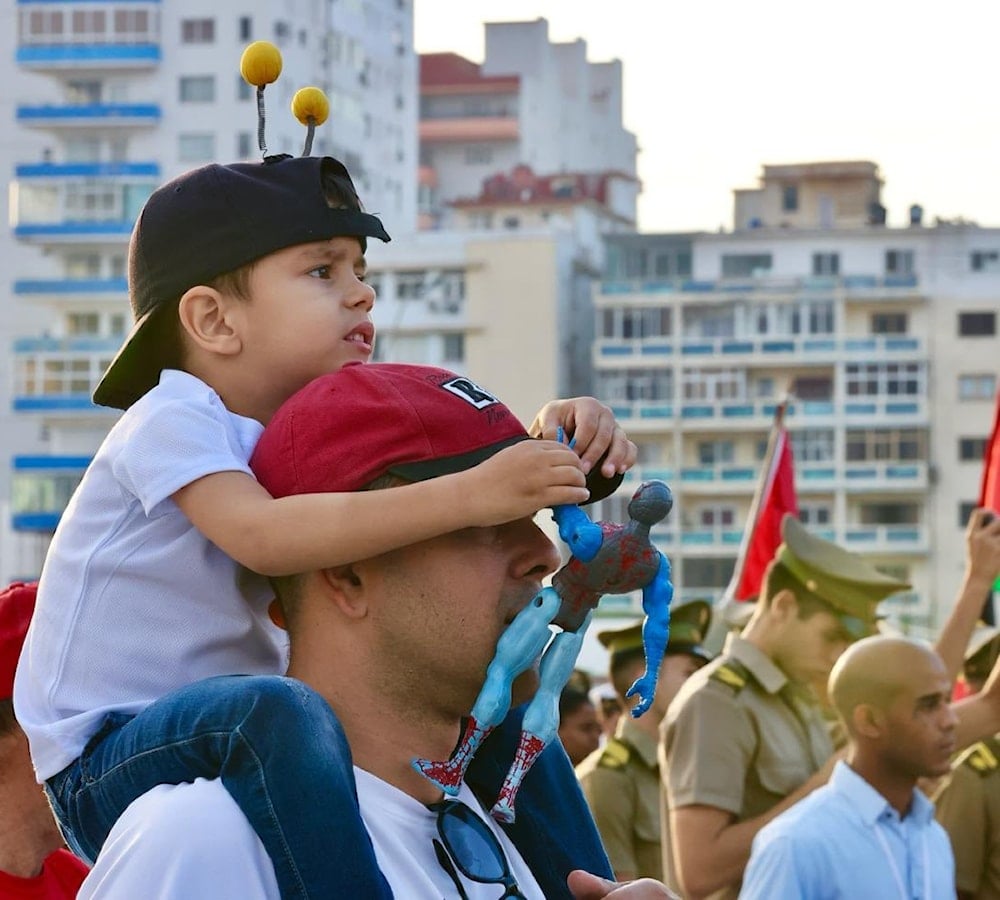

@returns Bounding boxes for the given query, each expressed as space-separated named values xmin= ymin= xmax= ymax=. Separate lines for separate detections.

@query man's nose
xmin=507 ymin=518 xmax=561 ymax=580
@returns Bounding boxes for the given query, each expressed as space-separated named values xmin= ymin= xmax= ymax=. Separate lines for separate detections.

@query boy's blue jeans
xmin=44 ymin=674 xmax=393 ymax=900
xmin=44 ymin=674 xmax=610 ymax=899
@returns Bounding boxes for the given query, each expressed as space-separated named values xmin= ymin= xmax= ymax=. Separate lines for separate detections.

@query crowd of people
xmin=2 ymin=88 xmax=1000 ymax=898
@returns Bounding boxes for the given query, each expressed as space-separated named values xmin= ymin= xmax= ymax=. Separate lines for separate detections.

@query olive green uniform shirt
xmin=659 ymin=633 xmax=833 ymax=900
xmin=935 ymin=735 xmax=1000 ymax=900
xmin=576 ymin=716 xmax=661 ymax=881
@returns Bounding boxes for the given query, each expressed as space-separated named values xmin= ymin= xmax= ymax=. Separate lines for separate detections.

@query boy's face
xmin=234 ymin=236 xmax=375 ymax=417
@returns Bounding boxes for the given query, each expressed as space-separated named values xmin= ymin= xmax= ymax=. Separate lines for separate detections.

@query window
xmin=871 ymin=312 xmax=907 ymax=334
xmin=959 ymin=501 xmax=978 ymax=527
xmin=600 ymin=307 xmax=671 ymax=340
xmin=65 ymin=253 xmax=101 ymax=278
xmin=959 ymin=312 xmax=996 ymax=337
xmin=684 ymin=558 xmax=736 ymax=589
xmin=502 ymin=216 xmax=520 ymax=230
xmin=793 ymin=376 xmax=833 ymax=401
xmin=721 ymin=254 xmax=772 ymax=278
xmin=845 ymin=363 xmax=924 ymax=397
xmin=236 ymin=132 xmax=252 ymax=159
xmin=791 ymin=429 xmax=834 ymax=462
xmin=845 ymin=429 xmax=926 ymax=462
xmin=464 ymin=146 xmax=493 ymax=165
xmin=178 ymin=133 xmax=215 ymax=162
xmin=698 ymin=505 xmax=736 ymax=528
xmin=958 ymin=374 xmax=997 ymax=400
xmin=239 ymin=16 xmax=252 ymax=40
xmin=971 ymin=250 xmax=1000 ymax=272
xmin=394 ymin=271 xmax=425 ymax=300
xmin=697 ymin=440 xmax=734 ymax=466
xmin=66 ymin=80 xmax=102 ymax=104
xmin=683 ymin=369 xmax=743 ymax=402
xmin=812 ymin=252 xmax=839 ymax=276
xmin=859 ymin=503 xmax=918 ymax=525
xmin=66 ymin=313 xmax=100 ymax=335
xmin=959 ymin=437 xmax=987 ymax=461
xmin=596 ymin=368 xmax=672 ymax=403
xmin=179 ymin=76 xmax=215 ymax=103
xmin=181 ymin=18 xmax=215 ymax=43
xmin=798 ymin=504 xmax=831 ymax=526
xmin=442 ymin=333 xmax=465 ymax=364
xmin=237 ymin=76 xmax=252 ymax=102
xmin=885 ymin=249 xmax=915 ymax=275
xmin=782 ymin=185 xmax=798 ymax=212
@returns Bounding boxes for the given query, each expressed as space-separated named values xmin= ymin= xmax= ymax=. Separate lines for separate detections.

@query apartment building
xmin=2 ymin=0 xmax=417 ymax=583
xmin=592 ymin=162 xmax=1000 ymax=633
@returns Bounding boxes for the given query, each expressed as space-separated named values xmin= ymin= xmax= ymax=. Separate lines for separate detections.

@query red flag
xmin=725 ymin=405 xmax=799 ymax=603
xmin=979 ymin=387 xmax=1000 ymax=514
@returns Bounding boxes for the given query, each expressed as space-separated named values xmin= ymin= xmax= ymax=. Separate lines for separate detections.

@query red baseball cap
xmin=0 ymin=581 xmax=37 ymax=701
xmin=251 ymin=363 xmax=622 ymax=502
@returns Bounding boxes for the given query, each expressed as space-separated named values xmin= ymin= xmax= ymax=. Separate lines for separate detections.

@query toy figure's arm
xmin=624 ymin=553 xmax=674 ymax=717
xmin=551 ymin=504 xmax=603 ymax=562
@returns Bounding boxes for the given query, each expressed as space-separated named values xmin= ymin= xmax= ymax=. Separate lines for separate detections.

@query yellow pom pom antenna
xmin=239 ymin=42 xmax=283 ymax=158
xmin=292 ymin=87 xmax=330 ymax=156
xmin=240 ymin=41 xmax=282 ymax=87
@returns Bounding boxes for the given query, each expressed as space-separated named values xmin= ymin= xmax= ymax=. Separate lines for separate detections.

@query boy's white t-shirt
xmin=14 ymin=370 xmax=287 ymax=781
xmin=79 ymin=774 xmax=547 ymax=899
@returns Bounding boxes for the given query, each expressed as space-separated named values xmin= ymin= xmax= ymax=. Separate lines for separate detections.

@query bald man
xmin=740 ymin=637 xmax=958 ymax=899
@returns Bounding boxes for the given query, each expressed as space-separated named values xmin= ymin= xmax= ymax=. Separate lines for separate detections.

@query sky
xmin=414 ymin=0 xmax=1000 ymax=234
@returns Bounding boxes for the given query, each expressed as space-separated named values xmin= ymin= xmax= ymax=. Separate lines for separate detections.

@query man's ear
xmin=852 ymin=702 xmax=883 ymax=740
xmin=177 ymin=285 xmax=243 ymax=357
xmin=770 ymin=589 xmax=798 ymax=624
xmin=320 ymin=564 xmax=368 ymax=619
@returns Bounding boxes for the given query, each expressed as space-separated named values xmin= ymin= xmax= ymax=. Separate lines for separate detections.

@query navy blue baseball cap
xmin=93 ymin=154 xmax=391 ymax=411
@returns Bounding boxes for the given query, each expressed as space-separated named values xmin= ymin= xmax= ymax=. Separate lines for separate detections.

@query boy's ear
xmin=177 ymin=285 xmax=243 ymax=357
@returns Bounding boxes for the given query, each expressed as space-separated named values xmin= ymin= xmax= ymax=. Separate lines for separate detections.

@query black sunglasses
xmin=428 ymin=799 xmax=527 ymax=900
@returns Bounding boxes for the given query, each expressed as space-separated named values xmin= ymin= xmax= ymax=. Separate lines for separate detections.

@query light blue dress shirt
xmin=740 ymin=761 xmax=956 ymax=899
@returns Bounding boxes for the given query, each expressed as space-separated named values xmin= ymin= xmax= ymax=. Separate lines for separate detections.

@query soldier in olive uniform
xmin=660 ymin=515 xmax=910 ymax=900
xmin=577 ymin=600 xmax=712 ymax=882
xmin=935 ymin=625 xmax=1000 ymax=900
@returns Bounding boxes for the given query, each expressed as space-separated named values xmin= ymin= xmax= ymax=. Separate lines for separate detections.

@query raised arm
xmin=934 ymin=509 xmax=1000 ymax=683
xmin=173 ymin=439 xmax=588 ymax=576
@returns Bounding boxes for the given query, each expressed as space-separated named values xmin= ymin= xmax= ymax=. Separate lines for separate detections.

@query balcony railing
xmin=599 ymin=273 xmax=920 ymax=298
xmin=14 ymin=278 xmax=128 ymax=296
xmin=17 ymin=103 xmax=161 ymax=126
xmin=12 ymin=178 xmax=155 ymax=240
xmin=11 ymin=455 xmax=91 ymax=532
xmin=12 ymin=338 xmax=121 ymax=411
xmin=596 ymin=334 xmax=924 ymax=361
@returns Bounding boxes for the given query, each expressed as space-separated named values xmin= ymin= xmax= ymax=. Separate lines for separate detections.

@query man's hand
xmin=530 ymin=397 xmax=637 ymax=479
xmin=965 ymin=507 xmax=1000 ymax=587
xmin=463 ymin=440 xmax=589 ymax=524
xmin=568 ymin=870 xmax=678 ymax=899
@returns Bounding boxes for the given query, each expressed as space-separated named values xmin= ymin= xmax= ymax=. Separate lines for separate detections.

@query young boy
xmin=14 ymin=153 xmax=632 ymax=899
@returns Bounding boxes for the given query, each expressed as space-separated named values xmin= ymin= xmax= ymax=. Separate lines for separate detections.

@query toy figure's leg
xmin=551 ymin=504 xmax=602 ymax=562
xmin=491 ymin=610 xmax=594 ymax=824
xmin=412 ymin=587 xmax=561 ymax=795
xmin=625 ymin=553 xmax=674 ymax=717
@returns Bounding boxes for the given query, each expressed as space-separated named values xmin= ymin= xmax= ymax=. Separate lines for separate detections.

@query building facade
xmin=2 ymin=0 xmax=417 ymax=583
xmin=591 ymin=163 xmax=1000 ymax=633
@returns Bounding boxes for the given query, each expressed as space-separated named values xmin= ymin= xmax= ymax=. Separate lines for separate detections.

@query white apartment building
xmin=1 ymin=0 xmax=417 ymax=583
xmin=418 ymin=18 xmax=638 ymax=231
xmin=592 ymin=162 xmax=1000 ymax=634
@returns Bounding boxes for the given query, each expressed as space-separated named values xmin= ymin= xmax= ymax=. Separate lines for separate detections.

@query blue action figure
xmin=413 ymin=477 xmax=674 ymax=823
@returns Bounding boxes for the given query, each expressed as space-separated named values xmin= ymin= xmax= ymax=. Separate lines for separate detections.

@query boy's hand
xmin=464 ymin=440 xmax=589 ymax=524
xmin=530 ymin=397 xmax=637 ymax=479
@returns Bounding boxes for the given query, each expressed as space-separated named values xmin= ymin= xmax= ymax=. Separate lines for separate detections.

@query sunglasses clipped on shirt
xmin=428 ymin=798 xmax=528 ymax=900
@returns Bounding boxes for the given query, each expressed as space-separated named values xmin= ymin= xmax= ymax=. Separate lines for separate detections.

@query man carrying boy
xmin=80 ymin=363 xmax=669 ymax=899
xmin=15 ymin=154 xmax=634 ymax=899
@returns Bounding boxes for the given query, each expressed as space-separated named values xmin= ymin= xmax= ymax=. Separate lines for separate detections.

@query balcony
xmin=12 ymin=174 xmax=156 ymax=242
xmin=11 ymin=455 xmax=91 ymax=532
xmin=12 ymin=337 xmax=121 ymax=412
xmin=595 ymin=334 xmax=925 ymax=365
xmin=598 ymin=273 xmax=923 ymax=303
xmin=14 ymin=278 xmax=127 ymax=299
xmin=815 ymin=525 xmax=930 ymax=555
xmin=17 ymin=103 xmax=161 ymax=128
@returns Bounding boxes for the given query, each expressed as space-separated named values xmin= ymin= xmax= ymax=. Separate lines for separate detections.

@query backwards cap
xmin=250 ymin=363 xmax=623 ymax=503
xmin=0 ymin=582 xmax=36 ymax=701
xmin=93 ymin=43 xmax=390 ymax=412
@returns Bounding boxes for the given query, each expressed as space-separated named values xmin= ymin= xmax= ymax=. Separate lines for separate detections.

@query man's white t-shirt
xmin=79 ymin=773 xmax=547 ymax=899
xmin=14 ymin=370 xmax=286 ymax=781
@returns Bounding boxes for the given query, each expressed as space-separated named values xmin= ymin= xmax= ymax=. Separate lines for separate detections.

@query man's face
xmin=234 ymin=237 xmax=376 ymax=416
xmin=362 ymin=516 xmax=561 ymax=715
xmin=651 ymin=652 xmax=704 ymax=720
xmin=558 ymin=701 xmax=602 ymax=767
xmin=775 ymin=603 xmax=852 ymax=685
xmin=878 ymin=652 xmax=957 ymax=779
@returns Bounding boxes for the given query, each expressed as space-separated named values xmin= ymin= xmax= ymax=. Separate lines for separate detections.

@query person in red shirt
xmin=0 ymin=582 xmax=89 ymax=897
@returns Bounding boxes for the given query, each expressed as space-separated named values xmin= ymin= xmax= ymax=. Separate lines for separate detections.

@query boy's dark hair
xmin=558 ymin=685 xmax=593 ymax=720
xmin=94 ymin=155 xmax=390 ymax=411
